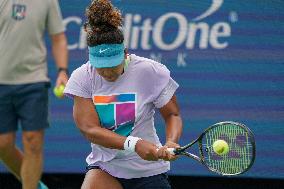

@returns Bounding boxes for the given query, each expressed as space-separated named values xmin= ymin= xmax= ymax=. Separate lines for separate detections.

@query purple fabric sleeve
xmin=148 ymin=61 xmax=179 ymax=108
xmin=153 ymin=78 xmax=179 ymax=108
xmin=64 ymin=64 xmax=92 ymax=99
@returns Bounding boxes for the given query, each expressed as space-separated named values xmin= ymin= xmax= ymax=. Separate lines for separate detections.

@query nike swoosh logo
xmin=99 ymin=48 xmax=109 ymax=53
xmin=127 ymin=140 xmax=130 ymax=147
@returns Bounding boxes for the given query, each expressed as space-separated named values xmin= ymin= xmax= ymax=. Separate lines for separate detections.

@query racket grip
xmin=156 ymin=148 xmax=176 ymax=155
xmin=167 ymin=148 xmax=176 ymax=155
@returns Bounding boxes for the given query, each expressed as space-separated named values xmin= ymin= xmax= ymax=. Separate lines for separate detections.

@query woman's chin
xmin=104 ymin=77 xmax=117 ymax=82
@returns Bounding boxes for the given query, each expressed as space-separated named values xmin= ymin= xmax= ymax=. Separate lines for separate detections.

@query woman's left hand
xmin=157 ymin=141 xmax=180 ymax=161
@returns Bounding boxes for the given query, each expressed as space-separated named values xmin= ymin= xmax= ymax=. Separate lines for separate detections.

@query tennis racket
xmin=168 ymin=121 xmax=256 ymax=176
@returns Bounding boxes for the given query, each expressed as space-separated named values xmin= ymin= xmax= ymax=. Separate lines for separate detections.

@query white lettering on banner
xmin=62 ymin=0 xmax=236 ymax=66
xmin=210 ymin=22 xmax=231 ymax=49
xmin=177 ymin=53 xmax=187 ymax=67
xmin=193 ymin=0 xmax=223 ymax=21
xmin=79 ymin=28 xmax=87 ymax=49
xmin=63 ymin=17 xmax=83 ymax=50
xmin=153 ymin=13 xmax=188 ymax=50
xmin=64 ymin=13 xmax=233 ymax=51
xmin=149 ymin=53 xmax=162 ymax=63
xmin=124 ymin=13 xmax=232 ymax=50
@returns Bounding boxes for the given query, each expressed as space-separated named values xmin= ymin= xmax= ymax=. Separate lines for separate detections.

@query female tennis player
xmin=64 ymin=0 xmax=183 ymax=188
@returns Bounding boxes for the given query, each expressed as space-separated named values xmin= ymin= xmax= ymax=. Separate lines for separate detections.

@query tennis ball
xmin=53 ymin=84 xmax=65 ymax=98
xmin=213 ymin=140 xmax=229 ymax=155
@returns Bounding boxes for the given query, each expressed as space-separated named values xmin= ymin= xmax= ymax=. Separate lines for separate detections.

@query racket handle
xmin=156 ymin=148 xmax=176 ymax=155
xmin=167 ymin=148 xmax=176 ymax=155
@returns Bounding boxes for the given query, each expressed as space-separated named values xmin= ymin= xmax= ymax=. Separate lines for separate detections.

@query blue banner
xmin=1 ymin=0 xmax=283 ymax=179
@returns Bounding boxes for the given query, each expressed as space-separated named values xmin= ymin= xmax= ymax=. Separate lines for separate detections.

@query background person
xmin=0 ymin=0 xmax=68 ymax=189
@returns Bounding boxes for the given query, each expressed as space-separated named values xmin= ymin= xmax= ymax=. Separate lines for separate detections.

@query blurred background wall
xmin=1 ymin=0 xmax=284 ymax=188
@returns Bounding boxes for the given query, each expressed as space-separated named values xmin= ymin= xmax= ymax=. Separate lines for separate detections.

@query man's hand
xmin=56 ymin=70 xmax=68 ymax=87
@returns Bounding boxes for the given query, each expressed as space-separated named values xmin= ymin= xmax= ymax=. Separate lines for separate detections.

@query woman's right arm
xmin=73 ymin=96 xmax=126 ymax=149
xmin=73 ymin=96 xmax=159 ymax=160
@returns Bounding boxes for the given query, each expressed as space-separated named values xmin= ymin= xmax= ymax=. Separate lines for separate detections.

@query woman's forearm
xmin=79 ymin=123 xmax=126 ymax=150
xmin=165 ymin=114 xmax=183 ymax=143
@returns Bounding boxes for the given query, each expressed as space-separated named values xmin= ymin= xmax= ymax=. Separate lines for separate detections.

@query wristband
xmin=124 ymin=136 xmax=141 ymax=152
xmin=58 ymin=67 xmax=69 ymax=75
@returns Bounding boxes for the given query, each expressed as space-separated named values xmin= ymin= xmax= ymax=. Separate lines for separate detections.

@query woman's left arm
xmin=158 ymin=95 xmax=183 ymax=160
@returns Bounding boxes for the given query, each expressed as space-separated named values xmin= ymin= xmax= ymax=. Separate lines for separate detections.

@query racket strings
xmin=202 ymin=123 xmax=254 ymax=175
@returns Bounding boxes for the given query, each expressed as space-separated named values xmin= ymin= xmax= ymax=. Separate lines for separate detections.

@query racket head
xmin=198 ymin=121 xmax=256 ymax=176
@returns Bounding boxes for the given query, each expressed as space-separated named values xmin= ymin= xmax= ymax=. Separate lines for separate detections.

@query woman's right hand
xmin=135 ymin=140 xmax=159 ymax=161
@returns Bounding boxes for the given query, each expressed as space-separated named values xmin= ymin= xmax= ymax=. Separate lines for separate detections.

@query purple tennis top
xmin=64 ymin=54 xmax=179 ymax=178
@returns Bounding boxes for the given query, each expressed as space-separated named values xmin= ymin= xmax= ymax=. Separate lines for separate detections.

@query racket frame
xmin=174 ymin=121 xmax=256 ymax=176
